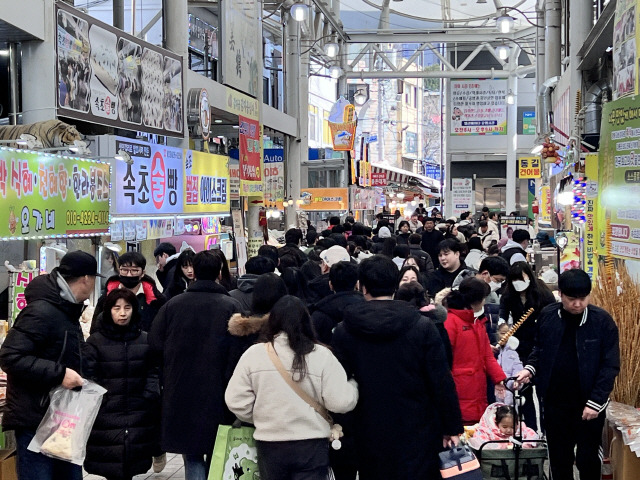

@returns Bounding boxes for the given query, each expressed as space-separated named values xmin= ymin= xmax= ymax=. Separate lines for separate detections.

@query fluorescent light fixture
xmin=496 ymin=45 xmax=510 ymax=60
xmin=329 ymin=66 xmax=343 ymax=79
xmin=496 ymin=14 xmax=514 ymax=34
xmin=290 ymin=3 xmax=309 ymax=22
xmin=0 ymin=50 xmax=8 ymax=56
xmin=323 ymin=42 xmax=339 ymax=58
xmin=214 ymin=119 xmax=223 ymax=123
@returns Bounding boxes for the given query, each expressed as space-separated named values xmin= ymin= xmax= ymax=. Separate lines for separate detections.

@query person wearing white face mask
xmin=499 ymin=261 xmax=556 ymax=431
xmin=444 ymin=278 xmax=507 ymax=424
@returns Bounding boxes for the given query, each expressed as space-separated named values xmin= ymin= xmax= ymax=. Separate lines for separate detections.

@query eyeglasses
xmin=120 ymin=267 xmax=142 ymax=276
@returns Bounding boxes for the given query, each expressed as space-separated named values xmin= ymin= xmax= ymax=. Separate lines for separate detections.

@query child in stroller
xmin=468 ymin=404 xmax=538 ymax=450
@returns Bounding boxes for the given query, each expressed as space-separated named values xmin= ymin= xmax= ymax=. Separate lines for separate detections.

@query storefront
xmin=0 ymin=146 xmax=111 ymax=323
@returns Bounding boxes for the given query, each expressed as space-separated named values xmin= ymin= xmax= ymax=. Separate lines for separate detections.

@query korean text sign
xmin=113 ymin=137 xmax=183 ymax=215
xmin=239 ymin=115 xmax=263 ymax=197
xmin=450 ymin=79 xmax=507 ymax=135
xmin=598 ymin=97 xmax=640 ymax=259
xmin=518 ymin=157 xmax=541 ymax=178
xmin=184 ymin=150 xmax=230 ymax=213
xmin=0 ymin=148 xmax=110 ymax=238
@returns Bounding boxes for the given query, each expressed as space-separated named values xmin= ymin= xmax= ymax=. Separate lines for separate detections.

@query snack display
xmin=141 ymin=48 xmax=164 ymax=129
xmin=607 ymin=402 xmax=640 ymax=457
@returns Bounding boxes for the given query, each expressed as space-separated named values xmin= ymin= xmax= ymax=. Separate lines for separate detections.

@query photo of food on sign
xmin=57 ymin=9 xmax=91 ymax=112
xmin=117 ymin=38 xmax=143 ymax=124
xmin=89 ymin=24 xmax=118 ymax=120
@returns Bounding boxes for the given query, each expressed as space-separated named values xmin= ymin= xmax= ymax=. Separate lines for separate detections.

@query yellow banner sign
xmin=518 ymin=157 xmax=541 ymax=178
xmin=299 ymin=188 xmax=349 ymax=211
xmin=184 ymin=151 xmax=230 ymax=213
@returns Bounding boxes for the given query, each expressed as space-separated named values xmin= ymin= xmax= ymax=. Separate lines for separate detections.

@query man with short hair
xmin=328 ymin=216 xmax=341 ymax=230
xmin=0 ymin=251 xmax=101 ymax=480
xmin=257 ymin=245 xmax=280 ymax=270
xmin=229 ymin=256 xmax=276 ymax=312
xmin=501 ymin=229 xmax=530 ymax=264
xmin=487 ymin=212 xmax=500 ymax=239
xmin=307 ymin=246 xmax=351 ymax=306
xmin=478 ymin=220 xmax=497 ymax=250
xmin=150 ymin=251 xmax=242 ymax=480
xmin=154 ymin=242 xmax=178 ymax=290
xmin=279 ymin=228 xmax=308 ymax=267
xmin=332 ymin=256 xmax=462 ymax=480
xmin=304 ymin=229 xmax=318 ymax=254
xmin=428 ymin=239 xmax=466 ymax=296
xmin=516 ymin=269 xmax=619 ymax=480
xmin=408 ymin=234 xmax=435 ymax=275
xmin=458 ymin=211 xmax=472 ymax=227
xmin=420 ymin=217 xmax=445 ymax=267
xmin=311 ymin=261 xmax=364 ymax=344
xmin=408 ymin=213 xmax=423 ymax=233
xmin=93 ymin=251 xmax=165 ymax=333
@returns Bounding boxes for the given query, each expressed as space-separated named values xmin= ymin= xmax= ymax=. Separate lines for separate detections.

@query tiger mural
xmin=0 ymin=119 xmax=82 ymax=148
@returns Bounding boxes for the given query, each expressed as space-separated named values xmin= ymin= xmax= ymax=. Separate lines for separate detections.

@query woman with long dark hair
xmin=225 ymin=296 xmax=358 ymax=480
xmin=211 ymin=248 xmax=237 ymax=291
xmin=444 ymin=278 xmax=506 ymax=424
xmin=163 ymin=249 xmax=195 ymax=300
xmin=499 ymin=262 xmax=555 ymax=431
xmin=499 ymin=262 xmax=556 ymax=364
xmin=84 ymin=289 xmax=160 ymax=480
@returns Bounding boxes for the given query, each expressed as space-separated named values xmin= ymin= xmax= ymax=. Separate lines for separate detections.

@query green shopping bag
xmin=208 ymin=424 xmax=259 ymax=480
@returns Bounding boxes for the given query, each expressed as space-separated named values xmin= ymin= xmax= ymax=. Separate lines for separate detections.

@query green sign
xmin=599 ymin=97 xmax=640 ymax=259
xmin=523 ymin=111 xmax=535 ymax=135
xmin=0 ymin=148 xmax=110 ymax=239
xmin=9 ymin=270 xmax=36 ymax=326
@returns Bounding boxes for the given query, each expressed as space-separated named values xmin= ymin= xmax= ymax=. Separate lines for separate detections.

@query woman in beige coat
xmin=225 ymin=295 xmax=358 ymax=480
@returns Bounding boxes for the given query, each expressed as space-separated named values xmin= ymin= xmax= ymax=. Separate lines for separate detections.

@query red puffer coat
xmin=445 ymin=308 xmax=506 ymax=423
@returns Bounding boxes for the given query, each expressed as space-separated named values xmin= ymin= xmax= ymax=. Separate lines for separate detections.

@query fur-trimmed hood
xmin=228 ymin=313 xmax=269 ymax=337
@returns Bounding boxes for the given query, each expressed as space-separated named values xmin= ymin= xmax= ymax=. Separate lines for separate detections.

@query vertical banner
xmin=9 ymin=270 xmax=37 ymax=326
xmin=540 ymin=186 xmax=552 ymax=225
xmin=584 ymin=153 xmax=599 ymax=281
xmin=239 ymin=115 xmax=263 ymax=197
xmin=527 ymin=179 xmax=536 ymax=221
xmin=599 ymin=97 xmax=640 ymax=259
xmin=263 ymin=149 xmax=284 ymax=203
xmin=231 ymin=209 xmax=247 ymax=275
xmin=451 ymin=178 xmax=474 ymax=217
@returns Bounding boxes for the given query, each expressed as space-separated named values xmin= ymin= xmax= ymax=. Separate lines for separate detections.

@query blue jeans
xmin=183 ymin=454 xmax=210 ymax=480
xmin=15 ymin=429 xmax=83 ymax=480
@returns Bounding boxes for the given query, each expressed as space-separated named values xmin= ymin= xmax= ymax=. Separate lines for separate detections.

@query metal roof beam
xmin=346 ymin=28 xmax=536 ymax=45
xmin=344 ymin=64 xmax=535 ymax=79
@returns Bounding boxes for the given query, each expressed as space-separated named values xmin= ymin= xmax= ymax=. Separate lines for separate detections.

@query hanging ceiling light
xmin=323 ymin=42 xmax=339 ymax=58
xmin=496 ymin=12 xmax=515 ymax=34
xmin=506 ymin=90 xmax=516 ymax=105
xmin=353 ymin=88 xmax=368 ymax=106
xmin=496 ymin=44 xmax=510 ymax=60
xmin=329 ymin=66 xmax=343 ymax=79
xmin=271 ymin=209 xmax=281 ymax=219
xmin=531 ymin=144 xmax=544 ymax=154
xmin=287 ymin=196 xmax=294 ymax=206
xmin=290 ymin=3 xmax=309 ymax=22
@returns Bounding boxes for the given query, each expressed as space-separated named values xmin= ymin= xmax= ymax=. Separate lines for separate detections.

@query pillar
xmin=113 ymin=0 xmax=125 ymax=29
xmin=284 ymin=15 xmax=309 ymax=229
xmin=506 ymin=72 xmax=518 ymax=213
xmin=162 ymin=0 xmax=189 ymax=149
xmin=22 ymin=0 xmax=56 ymax=123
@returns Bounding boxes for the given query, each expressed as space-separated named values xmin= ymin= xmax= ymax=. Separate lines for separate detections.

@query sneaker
xmin=153 ymin=453 xmax=167 ymax=473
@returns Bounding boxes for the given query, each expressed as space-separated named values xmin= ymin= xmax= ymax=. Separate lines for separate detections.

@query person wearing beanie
xmin=516 ymin=269 xmax=620 ymax=480
xmin=0 ymin=251 xmax=102 ymax=480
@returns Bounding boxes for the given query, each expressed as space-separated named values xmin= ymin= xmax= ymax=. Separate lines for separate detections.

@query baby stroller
xmin=470 ymin=378 xmax=548 ymax=480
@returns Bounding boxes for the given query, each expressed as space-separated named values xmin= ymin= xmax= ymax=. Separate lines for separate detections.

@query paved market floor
xmin=83 ymin=453 xmax=185 ymax=479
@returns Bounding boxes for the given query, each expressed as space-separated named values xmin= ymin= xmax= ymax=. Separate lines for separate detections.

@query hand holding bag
xmin=27 ymin=380 xmax=106 ymax=465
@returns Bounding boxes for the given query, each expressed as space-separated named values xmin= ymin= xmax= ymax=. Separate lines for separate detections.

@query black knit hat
xmin=58 ymin=251 xmax=103 ymax=278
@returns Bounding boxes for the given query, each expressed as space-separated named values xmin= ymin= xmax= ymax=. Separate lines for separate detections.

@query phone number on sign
xmin=66 ymin=210 xmax=110 ymax=226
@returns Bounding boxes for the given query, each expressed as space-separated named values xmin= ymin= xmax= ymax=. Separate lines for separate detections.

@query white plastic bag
xmin=28 ymin=380 xmax=106 ymax=465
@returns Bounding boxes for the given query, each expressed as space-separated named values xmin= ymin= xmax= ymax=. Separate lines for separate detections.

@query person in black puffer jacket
xmin=0 ymin=251 xmax=98 ymax=480
xmin=84 ymin=288 xmax=160 ymax=480
xmin=310 ymin=261 xmax=364 ymax=344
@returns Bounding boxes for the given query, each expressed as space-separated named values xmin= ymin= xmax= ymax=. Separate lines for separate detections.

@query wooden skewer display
xmin=498 ymin=308 xmax=535 ymax=347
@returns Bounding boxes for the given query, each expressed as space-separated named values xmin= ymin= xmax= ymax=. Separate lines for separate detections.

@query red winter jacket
xmin=445 ymin=308 xmax=506 ymax=423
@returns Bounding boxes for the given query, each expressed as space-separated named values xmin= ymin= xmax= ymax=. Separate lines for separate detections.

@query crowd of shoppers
xmin=0 ymin=209 xmax=620 ymax=480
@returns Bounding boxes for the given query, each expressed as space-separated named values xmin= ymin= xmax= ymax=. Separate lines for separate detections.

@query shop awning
xmin=371 ymin=163 xmax=440 ymax=195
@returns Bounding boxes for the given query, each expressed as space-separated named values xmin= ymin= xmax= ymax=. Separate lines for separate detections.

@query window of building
xmin=322 ymin=110 xmax=331 ymax=145
xmin=309 ymin=105 xmax=318 ymax=142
